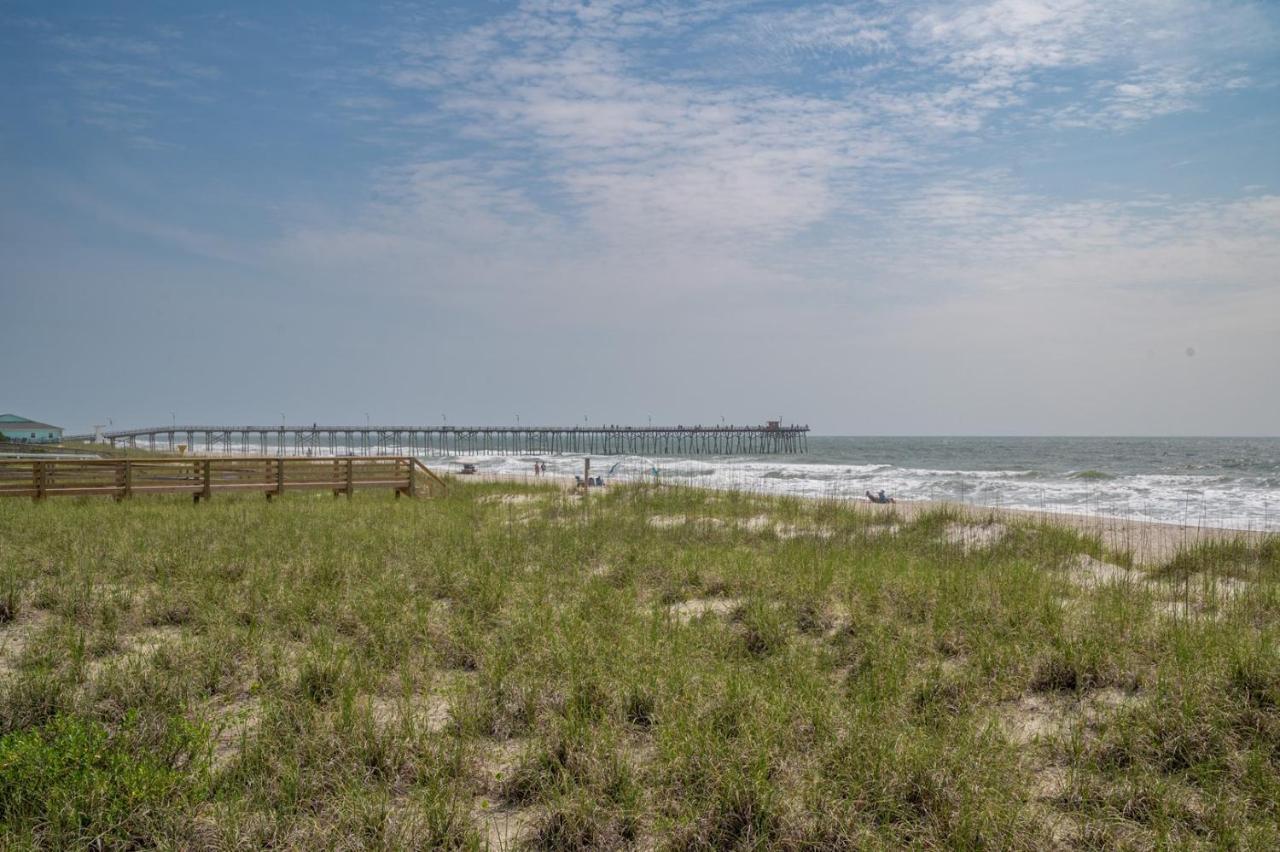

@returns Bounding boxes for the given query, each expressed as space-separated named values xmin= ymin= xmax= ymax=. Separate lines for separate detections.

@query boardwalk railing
xmin=0 ymin=456 xmax=447 ymax=501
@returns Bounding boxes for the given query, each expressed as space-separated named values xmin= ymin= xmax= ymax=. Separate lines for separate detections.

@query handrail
xmin=91 ymin=423 xmax=811 ymax=439
xmin=85 ymin=423 xmax=809 ymax=457
xmin=410 ymin=458 xmax=449 ymax=494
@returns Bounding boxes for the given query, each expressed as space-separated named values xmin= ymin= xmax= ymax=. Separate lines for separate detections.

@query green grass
xmin=5 ymin=439 xmax=161 ymax=458
xmin=0 ymin=712 xmax=208 ymax=846
xmin=1151 ymin=537 xmax=1280 ymax=583
xmin=0 ymin=481 xmax=1277 ymax=849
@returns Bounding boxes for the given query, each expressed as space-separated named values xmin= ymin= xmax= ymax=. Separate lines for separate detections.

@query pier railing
xmin=78 ymin=423 xmax=810 ymax=457
xmin=0 ymin=456 xmax=447 ymax=501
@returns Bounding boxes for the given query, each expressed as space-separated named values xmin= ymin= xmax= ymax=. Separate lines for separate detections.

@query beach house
xmin=0 ymin=414 xmax=63 ymax=443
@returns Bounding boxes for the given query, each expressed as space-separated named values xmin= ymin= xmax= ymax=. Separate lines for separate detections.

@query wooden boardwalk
xmin=74 ymin=422 xmax=810 ymax=457
xmin=0 ymin=456 xmax=447 ymax=501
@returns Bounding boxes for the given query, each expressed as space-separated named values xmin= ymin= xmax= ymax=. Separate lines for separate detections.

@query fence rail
xmin=0 ymin=456 xmax=446 ymax=502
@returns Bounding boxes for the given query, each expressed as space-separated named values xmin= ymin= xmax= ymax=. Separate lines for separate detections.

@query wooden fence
xmin=0 ymin=456 xmax=447 ymax=501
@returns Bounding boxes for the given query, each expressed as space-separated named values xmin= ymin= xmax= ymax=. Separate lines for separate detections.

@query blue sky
xmin=2 ymin=0 xmax=1278 ymax=434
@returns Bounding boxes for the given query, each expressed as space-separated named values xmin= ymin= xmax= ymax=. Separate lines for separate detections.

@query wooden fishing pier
xmin=83 ymin=422 xmax=809 ymax=457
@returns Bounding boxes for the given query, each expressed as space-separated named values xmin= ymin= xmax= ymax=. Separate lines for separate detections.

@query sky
xmin=1 ymin=0 xmax=1278 ymax=436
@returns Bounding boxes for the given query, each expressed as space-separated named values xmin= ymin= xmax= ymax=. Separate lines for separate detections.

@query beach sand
xmin=847 ymin=499 xmax=1267 ymax=565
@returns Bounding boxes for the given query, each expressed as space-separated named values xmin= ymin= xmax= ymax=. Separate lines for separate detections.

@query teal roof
xmin=0 ymin=414 xmax=61 ymax=430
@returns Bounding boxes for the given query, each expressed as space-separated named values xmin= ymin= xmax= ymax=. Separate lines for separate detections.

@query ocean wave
xmin=398 ymin=448 xmax=1280 ymax=532
xmin=895 ymin=467 xmax=1039 ymax=480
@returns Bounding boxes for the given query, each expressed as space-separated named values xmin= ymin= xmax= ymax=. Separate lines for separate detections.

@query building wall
xmin=0 ymin=427 xmax=62 ymax=443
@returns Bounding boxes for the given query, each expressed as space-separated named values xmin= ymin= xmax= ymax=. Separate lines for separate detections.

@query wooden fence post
xmin=276 ymin=458 xmax=285 ymax=497
xmin=34 ymin=462 xmax=45 ymax=501
xmin=202 ymin=459 xmax=212 ymax=502
xmin=346 ymin=458 xmax=354 ymax=498
xmin=114 ymin=460 xmax=134 ymax=501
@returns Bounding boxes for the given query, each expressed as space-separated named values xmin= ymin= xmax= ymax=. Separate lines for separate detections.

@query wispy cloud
xmin=327 ymin=0 xmax=1273 ymax=278
xmin=371 ymin=3 xmax=909 ymax=254
xmin=877 ymin=180 xmax=1280 ymax=297
xmin=1045 ymin=64 xmax=1254 ymax=129
xmin=42 ymin=21 xmax=220 ymax=146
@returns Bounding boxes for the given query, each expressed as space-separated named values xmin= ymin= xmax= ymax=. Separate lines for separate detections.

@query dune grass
xmin=1 ymin=481 xmax=1277 ymax=849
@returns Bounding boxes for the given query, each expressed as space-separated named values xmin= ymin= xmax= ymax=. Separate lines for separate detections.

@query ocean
xmin=463 ymin=436 xmax=1280 ymax=532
